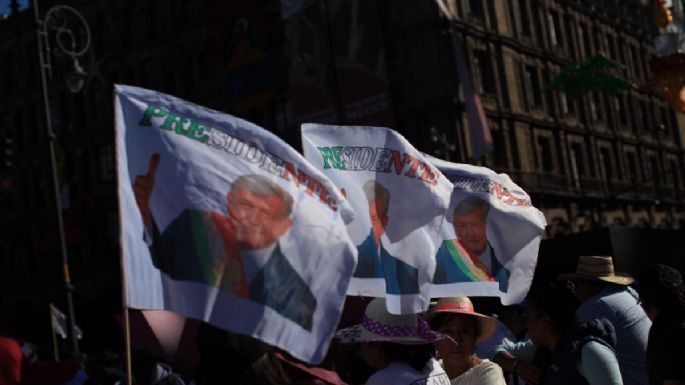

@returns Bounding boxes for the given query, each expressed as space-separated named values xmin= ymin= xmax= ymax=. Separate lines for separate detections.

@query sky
xmin=0 ymin=0 xmax=29 ymax=16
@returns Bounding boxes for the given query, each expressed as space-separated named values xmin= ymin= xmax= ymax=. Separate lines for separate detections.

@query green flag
xmin=550 ymin=54 xmax=633 ymax=98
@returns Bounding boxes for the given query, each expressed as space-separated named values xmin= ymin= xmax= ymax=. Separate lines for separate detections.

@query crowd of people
xmin=1 ymin=256 xmax=684 ymax=385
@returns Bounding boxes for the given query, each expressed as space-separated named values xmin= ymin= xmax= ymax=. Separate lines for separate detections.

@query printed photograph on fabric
xmin=352 ymin=179 xmax=421 ymax=295
xmin=433 ymin=196 xmax=510 ymax=292
xmin=132 ymin=153 xmax=317 ymax=331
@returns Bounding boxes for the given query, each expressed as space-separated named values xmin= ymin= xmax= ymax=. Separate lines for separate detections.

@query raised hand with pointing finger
xmin=133 ymin=153 xmax=160 ymax=228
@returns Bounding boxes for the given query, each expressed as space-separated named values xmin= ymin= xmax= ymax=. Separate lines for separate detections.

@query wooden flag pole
xmin=124 ymin=307 xmax=133 ymax=385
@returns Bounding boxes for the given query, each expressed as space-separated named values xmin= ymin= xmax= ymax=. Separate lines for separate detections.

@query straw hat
xmin=557 ymin=255 xmax=634 ymax=285
xmin=425 ymin=297 xmax=498 ymax=342
xmin=336 ymin=298 xmax=447 ymax=345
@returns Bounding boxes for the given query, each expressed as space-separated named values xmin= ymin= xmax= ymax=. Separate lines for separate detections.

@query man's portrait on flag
xmin=353 ymin=180 xmax=420 ymax=295
xmin=132 ymin=153 xmax=317 ymax=331
xmin=433 ymin=196 xmax=510 ymax=291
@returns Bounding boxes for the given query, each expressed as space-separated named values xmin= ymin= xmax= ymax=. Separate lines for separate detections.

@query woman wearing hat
xmin=426 ymin=297 xmax=506 ymax=385
xmin=336 ymin=298 xmax=450 ymax=385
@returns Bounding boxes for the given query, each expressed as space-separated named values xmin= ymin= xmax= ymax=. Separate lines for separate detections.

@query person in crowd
xmin=0 ymin=302 xmax=85 ymax=385
xmin=126 ymin=350 xmax=185 ymax=385
xmin=636 ymin=264 xmax=685 ymax=385
xmin=558 ymin=255 xmax=650 ymax=385
xmin=427 ymin=297 xmax=506 ymax=385
xmin=493 ymin=282 xmax=623 ymax=385
xmin=336 ymin=298 xmax=449 ymax=385
xmin=241 ymin=349 xmax=348 ymax=385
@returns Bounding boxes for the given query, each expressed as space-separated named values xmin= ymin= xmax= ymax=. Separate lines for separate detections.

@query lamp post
xmin=34 ymin=0 xmax=91 ymax=354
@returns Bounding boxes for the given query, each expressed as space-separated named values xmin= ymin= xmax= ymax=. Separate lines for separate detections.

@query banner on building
xmin=302 ymin=124 xmax=453 ymax=314
xmin=115 ymin=85 xmax=356 ymax=363
xmin=426 ymin=155 xmax=547 ymax=304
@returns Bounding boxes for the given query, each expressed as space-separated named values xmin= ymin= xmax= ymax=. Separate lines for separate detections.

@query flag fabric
xmin=115 ymin=85 xmax=356 ymax=363
xmin=425 ymin=155 xmax=547 ymax=305
xmin=302 ymin=124 xmax=453 ymax=314
xmin=49 ymin=303 xmax=82 ymax=340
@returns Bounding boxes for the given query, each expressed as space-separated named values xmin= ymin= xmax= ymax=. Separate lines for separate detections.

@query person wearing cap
xmin=559 ymin=255 xmax=651 ymax=385
xmin=336 ymin=298 xmax=450 ymax=385
xmin=493 ymin=282 xmax=623 ymax=385
xmin=426 ymin=297 xmax=506 ymax=385
xmin=636 ymin=264 xmax=685 ymax=385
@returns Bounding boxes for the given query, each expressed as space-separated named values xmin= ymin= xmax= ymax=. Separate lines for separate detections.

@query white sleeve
xmin=476 ymin=361 xmax=508 ymax=385
xmin=492 ymin=339 xmax=536 ymax=361
xmin=577 ymin=341 xmax=623 ymax=385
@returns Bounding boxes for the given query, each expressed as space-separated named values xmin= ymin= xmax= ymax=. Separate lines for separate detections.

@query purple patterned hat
xmin=336 ymin=298 xmax=448 ymax=345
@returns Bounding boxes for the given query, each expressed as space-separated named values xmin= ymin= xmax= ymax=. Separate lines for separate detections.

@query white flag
xmin=425 ymin=155 xmax=547 ymax=304
xmin=115 ymin=85 xmax=356 ymax=363
xmin=50 ymin=303 xmax=82 ymax=340
xmin=302 ymin=124 xmax=453 ymax=314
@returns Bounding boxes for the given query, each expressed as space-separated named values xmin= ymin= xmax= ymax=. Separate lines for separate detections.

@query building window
xmin=590 ymin=93 xmax=603 ymax=121
xmin=649 ymin=155 xmax=660 ymax=185
xmin=570 ymin=142 xmax=585 ymax=176
xmin=466 ymin=0 xmax=484 ymax=18
xmin=599 ymin=147 xmax=613 ymax=181
xmin=578 ymin=23 xmax=591 ymax=57
xmin=514 ymin=0 xmax=531 ymax=36
xmin=593 ymin=27 xmax=604 ymax=54
xmin=492 ymin=129 xmax=508 ymax=167
xmin=473 ymin=50 xmax=496 ymax=94
xmin=548 ymin=11 xmax=563 ymax=47
xmin=524 ymin=65 xmax=542 ymax=107
xmin=607 ymin=35 xmax=617 ymax=60
xmin=565 ymin=16 xmax=577 ymax=59
xmin=631 ymin=46 xmax=642 ymax=79
xmin=98 ymin=144 xmax=115 ymax=181
xmin=670 ymin=159 xmax=680 ymax=189
xmin=560 ymin=92 xmax=569 ymax=115
xmin=615 ymin=96 xmax=627 ymax=125
xmin=641 ymin=102 xmax=651 ymax=131
xmin=626 ymin=152 xmax=639 ymax=182
xmin=537 ymin=136 xmax=554 ymax=172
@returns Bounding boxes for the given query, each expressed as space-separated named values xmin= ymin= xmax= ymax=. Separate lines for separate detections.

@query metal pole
xmin=33 ymin=0 xmax=79 ymax=354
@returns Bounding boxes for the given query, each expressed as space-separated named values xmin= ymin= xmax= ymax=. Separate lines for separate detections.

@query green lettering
xmin=317 ymin=146 xmax=346 ymax=170
xmin=138 ymin=104 xmax=168 ymax=126
xmin=187 ymin=122 xmax=210 ymax=143
xmin=161 ymin=113 xmax=188 ymax=132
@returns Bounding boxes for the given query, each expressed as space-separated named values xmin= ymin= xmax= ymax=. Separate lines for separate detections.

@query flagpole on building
xmin=124 ymin=307 xmax=133 ymax=385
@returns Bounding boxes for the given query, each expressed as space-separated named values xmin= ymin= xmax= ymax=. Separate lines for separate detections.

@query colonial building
xmin=0 ymin=0 xmax=682 ymax=306
xmin=378 ymin=0 xmax=685 ymax=237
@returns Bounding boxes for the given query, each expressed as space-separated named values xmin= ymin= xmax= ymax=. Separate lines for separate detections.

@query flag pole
xmin=124 ymin=307 xmax=133 ymax=385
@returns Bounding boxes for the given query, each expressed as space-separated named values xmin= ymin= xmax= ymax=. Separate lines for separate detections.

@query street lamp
xmin=33 ymin=0 xmax=91 ymax=354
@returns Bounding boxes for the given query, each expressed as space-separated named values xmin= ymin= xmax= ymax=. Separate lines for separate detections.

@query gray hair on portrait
xmin=231 ymin=174 xmax=294 ymax=218
xmin=453 ymin=196 xmax=490 ymax=220
xmin=362 ymin=180 xmax=390 ymax=212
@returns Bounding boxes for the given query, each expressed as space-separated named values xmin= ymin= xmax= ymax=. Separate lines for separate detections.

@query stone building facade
xmin=0 ymin=0 xmax=682 ymax=305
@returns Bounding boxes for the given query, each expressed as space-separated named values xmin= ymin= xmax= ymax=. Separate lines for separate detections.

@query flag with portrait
xmin=302 ymin=124 xmax=453 ymax=314
xmin=426 ymin=155 xmax=547 ymax=304
xmin=115 ymin=85 xmax=356 ymax=363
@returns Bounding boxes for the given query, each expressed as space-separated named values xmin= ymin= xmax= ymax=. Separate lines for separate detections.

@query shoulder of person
xmin=473 ymin=360 xmax=506 ymax=381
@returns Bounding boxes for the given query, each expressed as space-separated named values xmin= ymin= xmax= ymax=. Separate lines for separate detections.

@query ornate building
xmin=0 ymin=0 xmax=682 ymax=307
xmin=378 ymin=0 xmax=685 ymax=237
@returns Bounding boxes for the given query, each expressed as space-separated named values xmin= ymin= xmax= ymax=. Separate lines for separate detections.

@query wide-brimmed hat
xmin=557 ymin=255 xmax=634 ymax=285
xmin=425 ymin=297 xmax=498 ymax=342
xmin=336 ymin=298 xmax=448 ymax=345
